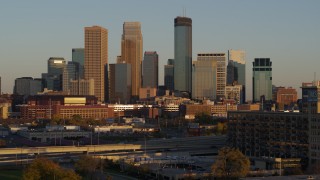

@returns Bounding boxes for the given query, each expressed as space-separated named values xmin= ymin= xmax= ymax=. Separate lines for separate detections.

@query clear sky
xmin=0 ymin=0 xmax=319 ymax=100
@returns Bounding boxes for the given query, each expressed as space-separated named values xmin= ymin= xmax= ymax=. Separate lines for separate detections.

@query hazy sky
xmin=0 ymin=0 xmax=319 ymax=100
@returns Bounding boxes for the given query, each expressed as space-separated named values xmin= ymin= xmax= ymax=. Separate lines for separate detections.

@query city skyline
xmin=0 ymin=1 xmax=320 ymax=100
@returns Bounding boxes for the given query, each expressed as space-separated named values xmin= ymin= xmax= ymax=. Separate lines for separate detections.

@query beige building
xmin=225 ymin=85 xmax=243 ymax=104
xmin=194 ymin=53 xmax=226 ymax=100
xmin=121 ymin=22 xmax=143 ymax=100
xmin=211 ymin=102 xmax=237 ymax=117
xmin=70 ymin=79 xmax=94 ymax=96
xmin=192 ymin=58 xmax=217 ymax=100
xmin=186 ymin=104 xmax=212 ymax=117
xmin=84 ymin=26 xmax=108 ymax=102
xmin=139 ymin=87 xmax=157 ymax=99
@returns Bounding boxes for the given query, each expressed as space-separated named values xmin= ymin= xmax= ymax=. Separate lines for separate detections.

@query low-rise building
xmin=228 ymin=111 xmax=309 ymax=169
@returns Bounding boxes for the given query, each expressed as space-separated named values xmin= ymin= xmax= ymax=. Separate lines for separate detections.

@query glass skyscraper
xmin=42 ymin=57 xmax=66 ymax=91
xmin=72 ymin=48 xmax=85 ymax=79
xmin=252 ymin=58 xmax=272 ymax=102
xmin=174 ymin=16 xmax=192 ymax=94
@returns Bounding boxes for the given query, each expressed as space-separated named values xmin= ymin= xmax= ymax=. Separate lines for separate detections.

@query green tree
xmin=22 ymin=157 xmax=80 ymax=180
xmin=211 ymin=147 xmax=250 ymax=179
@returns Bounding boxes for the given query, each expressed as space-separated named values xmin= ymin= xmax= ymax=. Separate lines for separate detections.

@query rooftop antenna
xmin=314 ymin=72 xmax=316 ymax=85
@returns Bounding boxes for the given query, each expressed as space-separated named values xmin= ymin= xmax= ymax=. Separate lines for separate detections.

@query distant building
xmin=142 ymin=51 xmax=158 ymax=88
xmin=174 ymin=16 xmax=192 ymax=94
xmin=109 ymin=63 xmax=132 ymax=104
xmin=43 ymin=57 xmax=66 ymax=91
xmin=237 ymin=104 xmax=260 ymax=111
xmin=185 ymin=104 xmax=212 ymax=118
xmin=69 ymin=79 xmax=94 ymax=96
xmin=14 ymin=77 xmax=42 ymax=96
xmin=164 ymin=59 xmax=174 ymax=91
xmin=84 ymin=26 xmax=108 ymax=102
xmin=0 ymin=99 xmax=10 ymax=119
xmin=19 ymin=95 xmax=113 ymax=120
xmin=72 ymin=48 xmax=85 ymax=79
xmin=252 ymin=58 xmax=272 ymax=102
xmin=192 ymin=53 xmax=226 ymax=100
xmin=211 ymin=102 xmax=237 ymax=117
xmin=121 ymin=22 xmax=143 ymax=101
xmin=192 ymin=55 xmax=217 ymax=100
xmin=62 ymin=61 xmax=78 ymax=93
xmin=0 ymin=76 xmax=1 ymax=94
xmin=227 ymin=50 xmax=246 ymax=102
xmin=273 ymin=86 xmax=298 ymax=111
xmin=301 ymin=81 xmax=320 ymax=114
xmin=225 ymin=84 xmax=243 ymax=104
xmin=139 ymin=87 xmax=157 ymax=100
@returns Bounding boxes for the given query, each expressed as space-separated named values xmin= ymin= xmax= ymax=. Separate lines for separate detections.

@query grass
xmin=0 ymin=169 xmax=23 ymax=180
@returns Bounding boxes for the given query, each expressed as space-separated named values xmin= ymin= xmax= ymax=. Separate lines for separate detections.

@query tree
xmin=211 ymin=147 xmax=250 ymax=179
xmin=75 ymin=155 xmax=100 ymax=179
xmin=195 ymin=112 xmax=212 ymax=125
xmin=22 ymin=157 xmax=80 ymax=180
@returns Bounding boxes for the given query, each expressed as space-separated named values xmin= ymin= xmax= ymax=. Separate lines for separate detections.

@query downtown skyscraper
xmin=84 ymin=26 xmax=108 ymax=102
xmin=174 ymin=16 xmax=192 ymax=94
xmin=121 ymin=22 xmax=143 ymax=101
xmin=142 ymin=51 xmax=158 ymax=88
xmin=252 ymin=58 xmax=272 ymax=102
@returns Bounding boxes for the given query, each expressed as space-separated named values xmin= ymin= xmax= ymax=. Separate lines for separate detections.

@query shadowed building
xmin=109 ymin=63 xmax=132 ymax=104
xmin=174 ymin=16 xmax=192 ymax=94
xmin=121 ymin=22 xmax=143 ymax=101
xmin=142 ymin=51 xmax=158 ymax=88
xmin=84 ymin=26 xmax=108 ymax=102
xmin=164 ymin=59 xmax=174 ymax=91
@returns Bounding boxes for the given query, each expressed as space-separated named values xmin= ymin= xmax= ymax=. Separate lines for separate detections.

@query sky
xmin=0 ymin=0 xmax=320 ymax=100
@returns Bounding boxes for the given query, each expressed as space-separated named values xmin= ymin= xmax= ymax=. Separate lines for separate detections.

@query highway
xmin=0 ymin=135 xmax=226 ymax=165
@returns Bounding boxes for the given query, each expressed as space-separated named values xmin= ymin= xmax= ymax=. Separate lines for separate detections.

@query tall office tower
xmin=164 ymin=59 xmax=174 ymax=91
xmin=109 ymin=63 xmax=132 ymax=104
xmin=14 ymin=77 xmax=42 ymax=96
xmin=42 ymin=57 xmax=66 ymax=91
xmin=227 ymin=50 xmax=246 ymax=103
xmin=72 ymin=48 xmax=85 ymax=79
xmin=84 ymin=26 xmax=108 ymax=102
xmin=174 ymin=16 xmax=192 ymax=94
xmin=195 ymin=53 xmax=226 ymax=100
xmin=192 ymin=57 xmax=217 ymax=100
xmin=142 ymin=51 xmax=158 ymax=88
xmin=62 ymin=62 xmax=78 ymax=93
xmin=70 ymin=79 xmax=94 ymax=95
xmin=121 ymin=22 xmax=143 ymax=101
xmin=252 ymin=58 xmax=272 ymax=102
